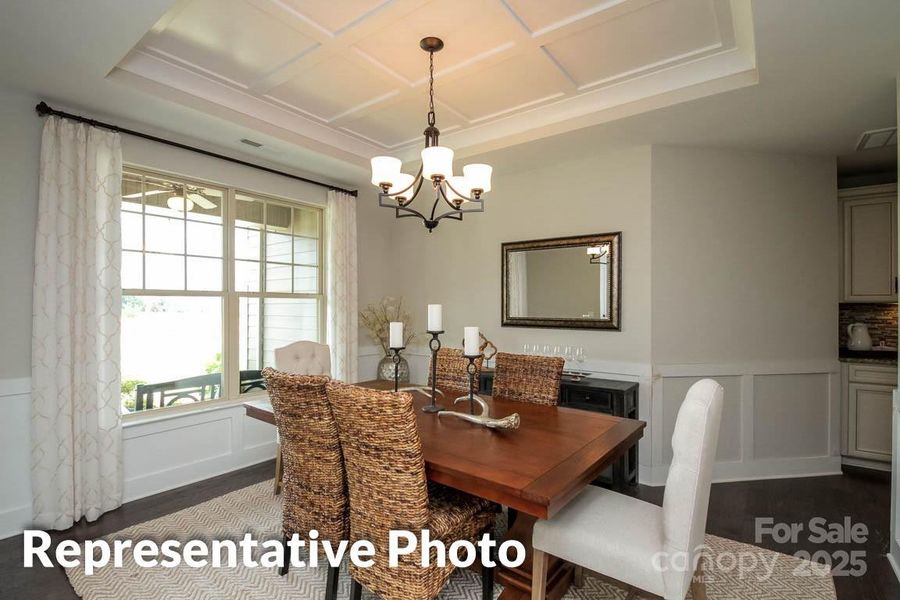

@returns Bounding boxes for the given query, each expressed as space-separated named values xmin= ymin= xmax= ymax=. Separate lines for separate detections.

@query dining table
xmin=244 ymin=379 xmax=645 ymax=600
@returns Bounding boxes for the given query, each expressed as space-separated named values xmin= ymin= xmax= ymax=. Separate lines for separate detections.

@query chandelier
xmin=370 ymin=37 xmax=492 ymax=232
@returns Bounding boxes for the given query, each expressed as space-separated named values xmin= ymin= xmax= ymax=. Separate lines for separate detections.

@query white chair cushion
xmin=533 ymin=486 xmax=666 ymax=597
xmin=274 ymin=341 xmax=332 ymax=376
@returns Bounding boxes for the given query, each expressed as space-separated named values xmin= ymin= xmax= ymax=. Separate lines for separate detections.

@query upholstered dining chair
xmin=275 ymin=340 xmax=332 ymax=376
xmin=326 ymin=382 xmax=500 ymax=600
xmin=271 ymin=341 xmax=332 ymax=494
xmin=261 ymin=368 xmax=346 ymax=600
xmin=492 ymin=352 xmax=565 ymax=406
xmin=530 ymin=378 xmax=724 ymax=600
xmin=428 ymin=347 xmax=484 ymax=395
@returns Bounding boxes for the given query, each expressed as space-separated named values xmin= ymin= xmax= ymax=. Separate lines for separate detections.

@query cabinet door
xmin=842 ymin=195 xmax=897 ymax=302
xmin=847 ymin=383 xmax=893 ymax=462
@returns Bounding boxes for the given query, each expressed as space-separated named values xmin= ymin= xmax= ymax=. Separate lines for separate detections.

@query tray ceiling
xmin=113 ymin=0 xmax=757 ymax=164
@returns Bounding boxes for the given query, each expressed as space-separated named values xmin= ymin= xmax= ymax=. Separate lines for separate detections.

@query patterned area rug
xmin=66 ymin=481 xmax=836 ymax=599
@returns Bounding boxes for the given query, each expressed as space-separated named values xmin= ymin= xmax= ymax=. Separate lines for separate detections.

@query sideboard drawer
xmin=565 ymin=388 xmax=613 ymax=412
xmin=848 ymin=364 xmax=897 ymax=386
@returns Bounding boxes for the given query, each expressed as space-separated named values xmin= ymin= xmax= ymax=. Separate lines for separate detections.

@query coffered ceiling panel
xmin=266 ymin=54 xmax=399 ymax=121
xmin=149 ymin=0 xmax=318 ymax=85
xmin=502 ymin=0 xmax=625 ymax=35
xmin=278 ymin=0 xmax=393 ymax=35
xmin=438 ymin=52 xmax=570 ymax=121
xmin=341 ymin=93 xmax=465 ymax=148
xmin=545 ymin=0 xmax=722 ymax=88
xmin=115 ymin=0 xmax=757 ymax=164
xmin=352 ymin=0 xmax=520 ymax=84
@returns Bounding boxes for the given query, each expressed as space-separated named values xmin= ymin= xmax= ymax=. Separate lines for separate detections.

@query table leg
xmin=497 ymin=513 xmax=573 ymax=600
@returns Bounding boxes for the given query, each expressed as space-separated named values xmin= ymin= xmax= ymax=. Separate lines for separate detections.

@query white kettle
xmin=847 ymin=323 xmax=872 ymax=351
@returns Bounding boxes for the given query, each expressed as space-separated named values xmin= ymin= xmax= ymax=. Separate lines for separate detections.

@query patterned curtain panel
xmin=325 ymin=190 xmax=358 ymax=383
xmin=31 ymin=116 xmax=123 ymax=529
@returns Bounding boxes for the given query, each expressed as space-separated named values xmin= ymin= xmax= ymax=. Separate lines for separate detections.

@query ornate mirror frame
xmin=501 ymin=232 xmax=622 ymax=330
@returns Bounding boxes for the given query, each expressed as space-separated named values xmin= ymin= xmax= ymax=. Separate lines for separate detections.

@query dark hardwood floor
xmin=1 ymin=462 xmax=897 ymax=599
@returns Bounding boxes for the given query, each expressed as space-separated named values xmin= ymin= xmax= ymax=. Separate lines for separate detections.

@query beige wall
xmin=379 ymin=146 xmax=653 ymax=365
xmin=0 ymin=88 xmax=41 ymax=379
xmin=650 ymin=145 xmax=839 ymax=363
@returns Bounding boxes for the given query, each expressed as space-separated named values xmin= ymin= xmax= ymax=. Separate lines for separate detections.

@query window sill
xmin=122 ymin=390 xmax=270 ymax=429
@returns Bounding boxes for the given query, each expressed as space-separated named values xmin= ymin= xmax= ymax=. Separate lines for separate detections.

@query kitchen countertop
xmin=839 ymin=349 xmax=898 ymax=365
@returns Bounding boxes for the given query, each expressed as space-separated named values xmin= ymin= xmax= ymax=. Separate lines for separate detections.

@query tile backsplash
xmin=839 ymin=303 xmax=898 ymax=348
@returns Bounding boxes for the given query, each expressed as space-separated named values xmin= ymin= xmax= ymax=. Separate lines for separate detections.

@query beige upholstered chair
xmin=270 ymin=341 xmax=333 ymax=494
xmin=274 ymin=340 xmax=332 ymax=376
xmin=326 ymin=382 xmax=499 ymax=600
xmin=492 ymin=352 xmax=565 ymax=406
xmin=531 ymin=379 xmax=724 ymax=600
xmin=428 ymin=347 xmax=484 ymax=395
xmin=261 ymin=368 xmax=346 ymax=600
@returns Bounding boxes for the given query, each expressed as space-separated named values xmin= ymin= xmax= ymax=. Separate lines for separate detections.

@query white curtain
xmin=31 ymin=116 xmax=123 ymax=530
xmin=325 ymin=190 xmax=358 ymax=382
xmin=508 ymin=251 xmax=528 ymax=317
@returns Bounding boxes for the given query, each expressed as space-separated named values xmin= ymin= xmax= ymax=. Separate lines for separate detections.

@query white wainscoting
xmin=646 ymin=360 xmax=843 ymax=486
xmin=0 ymin=377 xmax=277 ymax=540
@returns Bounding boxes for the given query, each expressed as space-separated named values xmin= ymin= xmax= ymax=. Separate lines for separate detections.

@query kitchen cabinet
xmin=842 ymin=362 xmax=896 ymax=463
xmin=840 ymin=184 xmax=897 ymax=302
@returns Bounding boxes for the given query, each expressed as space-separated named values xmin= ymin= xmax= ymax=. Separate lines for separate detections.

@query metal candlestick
xmin=389 ymin=346 xmax=405 ymax=392
xmin=423 ymin=331 xmax=445 ymax=413
xmin=464 ymin=353 xmax=483 ymax=414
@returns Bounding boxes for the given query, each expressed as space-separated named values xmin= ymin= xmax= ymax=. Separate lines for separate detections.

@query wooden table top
xmin=244 ymin=380 xmax=645 ymax=520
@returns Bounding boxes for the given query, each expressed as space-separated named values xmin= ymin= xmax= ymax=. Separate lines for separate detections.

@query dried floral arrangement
xmin=359 ymin=296 xmax=416 ymax=355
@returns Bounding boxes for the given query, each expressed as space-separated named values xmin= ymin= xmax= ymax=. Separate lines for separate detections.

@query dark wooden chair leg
xmin=507 ymin=507 xmax=518 ymax=529
xmin=482 ymin=540 xmax=495 ymax=599
xmin=350 ymin=578 xmax=362 ymax=600
xmin=279 ymin=535 xmax=291 ymax=576
xmin=325 ymin=564 xmax=340 ymax=600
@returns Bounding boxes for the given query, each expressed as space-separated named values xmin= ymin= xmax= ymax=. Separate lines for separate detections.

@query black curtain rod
xmin=35 ymin=101 xmax=358 ymax=197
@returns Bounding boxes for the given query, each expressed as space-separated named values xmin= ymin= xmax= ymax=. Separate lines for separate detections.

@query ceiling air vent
xmin=856 ymin=127 xmax=897 ymax=151
xmin=240 ymin=138 xmax=264 ymax=148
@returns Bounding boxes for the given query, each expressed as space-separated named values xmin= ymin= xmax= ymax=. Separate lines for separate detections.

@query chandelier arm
xmin=379 ymin=191 xmax=428 ymax=221
xmin=385 ymin=165 xmax=424 ymax=199
xmin=436 ymin=182 xmax=463 ymax=212
xmin=443 ymin=177 xmax=478 ymax=203
xmin=432 ymin=200 xmax=484 ymax=223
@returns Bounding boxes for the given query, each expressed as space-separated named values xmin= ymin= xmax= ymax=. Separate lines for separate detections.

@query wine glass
xmin=552 ymin=345 xmax=561 ymax=358
xmin=523 ymin=343 xmax=532 ymax=354
xmin=563 ymin=345 xmax=573 ymax=366
xmin=542 ymin=344 xmax=551 ymax=356
xmin=575 ymin=346 xmax=586 ymax=369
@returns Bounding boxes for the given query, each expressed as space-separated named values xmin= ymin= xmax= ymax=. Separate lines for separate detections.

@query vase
xmin=378 ymin=354 xmax=410 ymax=383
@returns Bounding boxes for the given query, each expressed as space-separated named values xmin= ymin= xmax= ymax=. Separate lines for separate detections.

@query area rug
xmin=66 ymin=481 xmax=836 ymax=599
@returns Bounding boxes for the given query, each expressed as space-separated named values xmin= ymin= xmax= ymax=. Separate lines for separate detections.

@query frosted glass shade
xmin=463 ymin=163 xmax=492 ymax=193
xmin=421 ymin=146 xmax=454 ymax=180
xmin=371 ymin=156 xmax=402 ymax=187
xmin=167 ymin=195 xmax=195 ymax=212
xmin=445 ymin=176 xmax=472 ymax=203
xmin=389 ymin=173 xmax=416 ymax=199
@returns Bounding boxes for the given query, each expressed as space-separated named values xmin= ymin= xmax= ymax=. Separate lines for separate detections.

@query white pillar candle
xmin=389 ymin=322 xmax=404 ymax=349
xmin=464 ymin=326 xmax=480 ymax=356
xmin=427 ymin=304 xmax=443 ymax=331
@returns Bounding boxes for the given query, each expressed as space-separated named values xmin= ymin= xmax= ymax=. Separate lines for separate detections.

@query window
xmin=120 ymin=169 xmax=324 ymax=415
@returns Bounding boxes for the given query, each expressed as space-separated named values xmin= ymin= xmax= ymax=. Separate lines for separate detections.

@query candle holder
xmin=423 ymin=331 xmax=445 ymax=413
xmin=463 ymin=353 xmax=483 ymax=414
xmin=389 ymin=346 xmax=406 ymax=392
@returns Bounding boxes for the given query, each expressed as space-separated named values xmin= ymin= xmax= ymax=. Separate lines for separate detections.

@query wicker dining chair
xmin=261 ymin=368 xmax=346 ymax=600
xmin=492 ymin=352 xmax=565 ymax=406
xmin=428 ymin=347 xmax=484 ymax=395
xmin=326 ymin=382 xmax=499 ymax=600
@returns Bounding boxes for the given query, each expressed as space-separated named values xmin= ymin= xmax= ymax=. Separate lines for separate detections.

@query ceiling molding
xmin=111 ymin=0 xmax=758 ymax=162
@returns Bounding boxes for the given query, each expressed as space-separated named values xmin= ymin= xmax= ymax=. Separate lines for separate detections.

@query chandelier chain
xmin=427 ymin=50 xmax=436 ymax=127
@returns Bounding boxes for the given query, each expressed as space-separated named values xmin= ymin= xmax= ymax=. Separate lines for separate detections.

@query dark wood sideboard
xmin=479 ymin=369 xmax=639 ymax=489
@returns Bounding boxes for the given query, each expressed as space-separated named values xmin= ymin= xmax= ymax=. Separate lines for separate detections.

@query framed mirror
xmin=501 ymin=232 xmax=621 ymax=330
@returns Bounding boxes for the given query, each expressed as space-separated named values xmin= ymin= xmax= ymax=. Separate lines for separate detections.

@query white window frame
xmin=122 ymin=166 xmax=326 ymax=422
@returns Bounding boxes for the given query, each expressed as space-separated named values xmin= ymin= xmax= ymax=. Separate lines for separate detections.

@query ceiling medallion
xmin=370 ymin=37 xmax=492 ymax=232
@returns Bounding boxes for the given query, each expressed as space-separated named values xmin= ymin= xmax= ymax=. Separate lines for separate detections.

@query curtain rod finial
xmin=36 ymin=101 xmax=52 ymax=116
